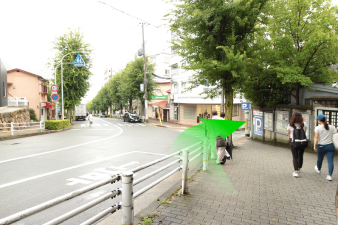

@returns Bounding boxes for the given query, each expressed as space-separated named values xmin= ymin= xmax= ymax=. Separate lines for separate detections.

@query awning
xmin=151 ymin=100 xmax=168 ymax=109
xmin=166 ymin=89 xmax=171 ymax=93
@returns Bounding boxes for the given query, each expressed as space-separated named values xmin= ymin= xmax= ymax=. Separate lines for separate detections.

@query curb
xmin=0 ymin=126 xmax=72 ymax=142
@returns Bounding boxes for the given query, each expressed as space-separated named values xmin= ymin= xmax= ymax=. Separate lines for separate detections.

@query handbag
xmin=333 ymin=133 xmax=338 ymax=150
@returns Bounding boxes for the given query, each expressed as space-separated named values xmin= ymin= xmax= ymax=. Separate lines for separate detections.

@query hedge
xmin=45 ymin=119 xmax=70 ymax=130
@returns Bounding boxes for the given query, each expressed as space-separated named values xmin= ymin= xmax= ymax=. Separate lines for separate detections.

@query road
xmin=0 ymin=117 xmax=246 ymax=224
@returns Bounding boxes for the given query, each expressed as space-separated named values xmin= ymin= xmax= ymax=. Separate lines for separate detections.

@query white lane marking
xmin=103 ymin=124 xmax=109 ymax=126
xmin=81 ymin=124 xmax=85 ymax=127
xmin=66 ymin=162 xmax=139 ymax=186
xmin=133 ymin=151 xmax=167 ymax=156
xmin=117 ymin=124 xmax=124 ymax=126
xmin=72 ymin=129 xmax=119 ymax=131
xmin=0 ymin=123 xmax=123 ymax=165
xmin=138 ymin=124 xmax=145 ymax=126
xmin=0 ymin=151 xmax=134 ymax=190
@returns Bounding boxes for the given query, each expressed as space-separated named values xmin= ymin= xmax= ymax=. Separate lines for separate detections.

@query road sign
xmin=51 ymin=94 xmax=59 ymax=101
xmin=74 ymin=54 xmax=85 ymax=67
xmin=241 ymin=102 xmax=250 ymax=110
xmin=51 ymin=85 xmax=59 ymax=92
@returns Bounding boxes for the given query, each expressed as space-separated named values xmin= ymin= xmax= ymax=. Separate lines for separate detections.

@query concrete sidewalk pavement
xmin=148 ymin=139 xmax=337 ymax=225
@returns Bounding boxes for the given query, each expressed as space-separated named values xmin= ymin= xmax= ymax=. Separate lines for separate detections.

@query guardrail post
xmin=210 ymin=140 xmax=217 ymax=159
xmin=203 ymin=140 xmax=208 ymax=171
xmin=11 ymin=122 xmax=13 ymax=136
xmin=40 ymin=121 xmax=42 ymax=130
xmin=43 ymin=121 xmax=45 ymax=129
xmin=122 ymin=171 xmax=134 ymax=225
xmin=182 ymin=149 xmax=189 ymax=194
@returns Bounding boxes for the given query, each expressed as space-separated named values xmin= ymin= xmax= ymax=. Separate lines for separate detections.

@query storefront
xmin=179 ymin=103 xmax=244 ymax=125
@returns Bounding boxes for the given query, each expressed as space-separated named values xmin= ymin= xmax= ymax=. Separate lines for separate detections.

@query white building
xmin=169 ymin=33 xmax=248 ymax=125
xmin=103 ymin=68 xmax=116 ymax=86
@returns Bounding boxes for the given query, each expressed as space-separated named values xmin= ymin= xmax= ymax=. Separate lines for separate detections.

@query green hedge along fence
xmin=45 ymin=119 xmax=70 ymax=130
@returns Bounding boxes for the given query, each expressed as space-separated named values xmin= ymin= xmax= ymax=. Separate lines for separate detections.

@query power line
xmin=94 ymin=0 xmax=158 ymax=28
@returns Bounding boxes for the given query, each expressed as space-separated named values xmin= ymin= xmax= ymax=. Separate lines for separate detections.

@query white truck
xmin=74 ymin=104 xmax=87 ymax=121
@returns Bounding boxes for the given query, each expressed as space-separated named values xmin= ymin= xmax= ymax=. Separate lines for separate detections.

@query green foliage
xmin=166 ymin=0 xmax=268 ymax=119
xmin=244 ymin=0 xmax=338 ymax=106
xmin=87 ymin=57 xmax=157 ymax=115
xmin=49 ymin=28 xmax=92 ymax=118
xmin=29 ymin=109 xmax=37 ymax=121
xmin=45 ymin=119 xmax=70 ymax=130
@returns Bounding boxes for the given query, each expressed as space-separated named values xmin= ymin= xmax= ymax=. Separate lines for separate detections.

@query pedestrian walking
xmin=88 ymin=112 xmax=93 ymax=126
xmin=314 ymin=114 xmax=337 ymax=181
xmin=287 ymin=112 xmax=308 ymax=178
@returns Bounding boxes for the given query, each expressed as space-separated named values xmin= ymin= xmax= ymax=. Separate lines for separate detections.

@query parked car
xmin=100 ymin=112 xmax=107 ymax=118
xmin=123 ymin=112 xmax=142 ymax=122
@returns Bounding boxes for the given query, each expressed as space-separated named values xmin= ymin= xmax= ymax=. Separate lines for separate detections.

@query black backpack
xmin=291 ymin=123 xmax=308 ymax=148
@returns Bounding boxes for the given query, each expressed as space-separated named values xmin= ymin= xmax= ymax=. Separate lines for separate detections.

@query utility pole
xmin=142 ymin=23 xmax=148 ymax=121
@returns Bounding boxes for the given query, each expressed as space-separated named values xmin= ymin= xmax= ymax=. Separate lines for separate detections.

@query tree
xmin=247 ymin=0 xmax=338 ymax=105
xmin=166 ymin=0 xmax=268 ymax=121
xmin=50 ymin=28 xmax=92 ymax=119
xmin=118 ymin=57 xmax=157 ymax=113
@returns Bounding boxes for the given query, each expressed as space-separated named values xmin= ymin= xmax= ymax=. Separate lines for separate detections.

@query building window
xmin=233 ymin=104 xmax=239 ymax=116
xmin=183 ymin=106 xmax=195 ymax=119
xmin=164 ymin=57 xmax=170 ymax=63
xmin=181 ymin=82 xmax=186 ymax=93
xmin=165 ymin=69 xmax=170 ymax=75
xmin=150 ymin=57 xmax=156 ymax=64
xmin=173 ymin=83 xmax=178 ymax=94
xmin=3 ymin=81 xmax=6 ymax=97
xmin=305 ymin=99 xmax=312 ymax=105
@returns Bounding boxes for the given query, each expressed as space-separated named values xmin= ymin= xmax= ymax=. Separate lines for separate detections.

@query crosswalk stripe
xmin=81 ymin=124 xmax=85 ymax=127
xmin=103 ymin=124 xmax=109 ymax=126
xmin=117 ymin=124 xmax=124 ymax=126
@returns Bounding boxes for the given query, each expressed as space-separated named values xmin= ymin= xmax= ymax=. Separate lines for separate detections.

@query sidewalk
xmin=147 ymin=139 xmax=337 ymax=225
xmin=146 ymin=119 xmax=193 ymax=130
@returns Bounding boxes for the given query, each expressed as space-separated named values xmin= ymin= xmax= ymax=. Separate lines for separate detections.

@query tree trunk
xmin=66 ymin=107 xmax=71 ymax=119
xmin=129 ymin=99 xmax=133 ymax=112
xmin=295 ymin=83 xmax=300 ymax=105
xmin=224 ymin=82 xmax=233 ymax=144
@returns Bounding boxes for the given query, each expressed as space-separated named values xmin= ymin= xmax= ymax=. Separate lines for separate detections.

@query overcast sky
xmin=1 ymin=0 xmax=338 ymax=103
xmin=0 ymin=0 xmax=172 ymax=103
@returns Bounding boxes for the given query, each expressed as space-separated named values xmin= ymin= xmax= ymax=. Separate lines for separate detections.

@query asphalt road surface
xmin=0 ymin=117 xmax=246 ymax=224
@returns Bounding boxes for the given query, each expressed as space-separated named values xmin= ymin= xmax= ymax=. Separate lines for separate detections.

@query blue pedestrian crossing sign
xmin=74 ymin=54 xmax=85 ymax=67
xmin=241 ymin=102 xmax=250 ymax=110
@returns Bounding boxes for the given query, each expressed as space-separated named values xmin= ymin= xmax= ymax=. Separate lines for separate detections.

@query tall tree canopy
xmin=166 ymin=0 xmax=268 ymax=120
xmin=51 ymin=28 xmax=92 ymax=119
xmin=87 ymin=57 xmax=157 ymax=115
xmin=244 ymin=0 xmax=338 ymax=106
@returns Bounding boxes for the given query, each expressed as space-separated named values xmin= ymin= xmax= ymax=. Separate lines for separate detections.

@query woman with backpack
xmin=314 ymin=114 xmax=337 ymax=181
xmin=287 ymin=112 xmax=308 ymax=178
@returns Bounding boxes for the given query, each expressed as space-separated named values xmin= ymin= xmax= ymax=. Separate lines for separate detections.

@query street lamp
xmin=60 ymin=51 xmax=89 ymax=120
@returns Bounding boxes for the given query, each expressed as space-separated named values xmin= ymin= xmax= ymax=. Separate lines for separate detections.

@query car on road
xmin=100 ymin=112 xmax=107 ymax=118
xmin=123 ymin=112 xmax=142 ymax=122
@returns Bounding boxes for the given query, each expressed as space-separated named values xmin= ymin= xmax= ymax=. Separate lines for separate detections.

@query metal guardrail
xmin=0 ymin=121 xmax=44 ymax=136
xmin=0 ymin=141 xmax=205 ymax=225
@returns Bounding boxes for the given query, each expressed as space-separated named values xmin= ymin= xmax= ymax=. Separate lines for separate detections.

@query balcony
xmin=8 ymin=97 xmax=28 ymax=107
xmin=40 ymin=84 xmax=48 ymax=95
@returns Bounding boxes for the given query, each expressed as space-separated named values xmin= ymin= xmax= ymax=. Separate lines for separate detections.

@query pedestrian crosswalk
xmin=80 ymin=123 xmax=145 ymax=127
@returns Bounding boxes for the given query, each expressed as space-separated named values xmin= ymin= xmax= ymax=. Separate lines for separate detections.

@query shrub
xmin=45 ymin=119 xmax=70 ymax=130
xmin=29 ymin=109 xmax=38 ymax=121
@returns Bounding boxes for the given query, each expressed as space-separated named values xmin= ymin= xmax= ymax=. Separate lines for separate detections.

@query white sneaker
xmin=293 ymin=172 xmax=299 ymax=177
xmin=326 ymin=175 xmax=332 ymax=181
xmin=314 ymin=166 xmax=321 ymax=174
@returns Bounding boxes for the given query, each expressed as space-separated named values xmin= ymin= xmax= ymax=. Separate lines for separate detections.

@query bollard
xmin=182 ymin=149 xmax=189 ymax=194
xmin=40 ymin=121 xmax=42 ymax=130
xmin=203 ymin=140 xmax=208 ymax=171
xmin=210 ymin=141 xmax=217 ymax=159
xmin=122 ymin=171 xmax=134 ymax=225
xmin=245 ymin=111 xmax=250 ymax=136
xmin=11 ymin=122 xmax=13 ymax=136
